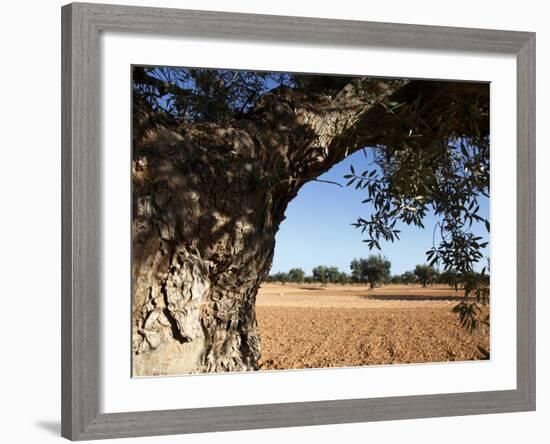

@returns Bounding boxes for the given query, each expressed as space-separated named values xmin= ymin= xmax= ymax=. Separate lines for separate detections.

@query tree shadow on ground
xmin=359 ymin=294 xmax=466 ymax=302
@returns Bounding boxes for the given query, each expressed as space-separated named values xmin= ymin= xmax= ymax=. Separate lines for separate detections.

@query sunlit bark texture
xmin=131 ymin=68 xmax=489 ymax=375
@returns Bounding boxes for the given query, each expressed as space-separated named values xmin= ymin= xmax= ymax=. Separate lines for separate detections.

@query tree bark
xmin=132 ymin=80 xmax=406 ymax=375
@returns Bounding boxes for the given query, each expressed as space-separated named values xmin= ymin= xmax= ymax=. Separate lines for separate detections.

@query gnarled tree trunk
xmin=131 ymin=80 xmax=406 ymax=375
xmin=131 ymin=125 xmax=296 ymax=375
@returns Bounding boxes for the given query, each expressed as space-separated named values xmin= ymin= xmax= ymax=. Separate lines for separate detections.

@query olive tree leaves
xmin=345 ymin=90 xmax=490 ymax=334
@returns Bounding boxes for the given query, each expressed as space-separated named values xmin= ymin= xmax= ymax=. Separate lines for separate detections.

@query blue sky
xmin=270 ymin=149 xmax=490 ymax=276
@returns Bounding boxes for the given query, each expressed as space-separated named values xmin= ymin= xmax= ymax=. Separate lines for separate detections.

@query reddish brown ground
xmin=256 ymin=283 xmax=489 ymax=371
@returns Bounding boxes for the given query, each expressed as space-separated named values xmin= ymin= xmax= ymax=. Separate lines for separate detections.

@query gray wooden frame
xmin=61 ymin=2 xmax=536 ymax=440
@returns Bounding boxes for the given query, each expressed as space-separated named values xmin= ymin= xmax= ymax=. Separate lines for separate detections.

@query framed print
xmin=61 ymin=2 xmax=536 ymax=440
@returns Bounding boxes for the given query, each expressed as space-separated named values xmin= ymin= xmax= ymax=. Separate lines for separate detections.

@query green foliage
xmin=344 ymin=86 xmax=490 ymax=332
xmin=343 ymin=82 xmax=490 ymax=330
xmin=452 ymin=301 xmax=489 ymax=335
xmin=132 ymin=67 xmax=361 ymax=127
xmin=400 ymin=271 xmax=417 ymax=285
xmin=266 ymin=266 xmax=350 ymax=285
xmin=287 ymin=268 xmax=305 ymax=283
xmin=132 ymin=66 xmax=295 ymax=124
xmin=452 ymin=269 xmax=490 ymax=333
xmin=390 ymin=275 xmax=403 ymax=284
xmin=350 ymin=255 xmax=391 ymax=288
xmin=312 ymin=266 xmax=349 ymax=284
xmin=265 ymin=272 xmax=290 ymax=284
xmin=413 ymin=264 xmax=439 ymax=287
xmin=335 ymin=272 xmax=352 ymax=284
xmin=437 ymin=269 xmax=461 ymax=289
xmin=346 ymin=137 xmax=489 ymax=276
xmin=312 ymin=265 xmax=329 ymax=284
xmin=462 ymin=269 xmax=490 ymax=304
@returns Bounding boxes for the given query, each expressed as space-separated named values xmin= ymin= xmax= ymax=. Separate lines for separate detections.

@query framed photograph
xmin=62 ymin=2 xmax=535 ymax=440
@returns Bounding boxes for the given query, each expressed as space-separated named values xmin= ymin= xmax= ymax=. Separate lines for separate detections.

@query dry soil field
xmin=256 ymin=283 xmax=489 ymax=371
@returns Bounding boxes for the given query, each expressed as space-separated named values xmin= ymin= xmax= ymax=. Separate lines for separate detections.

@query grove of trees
xmin=265 ymin=266 xmax=350 ymax=284
xmin=265 ymin=260 xmax=488 ymax=293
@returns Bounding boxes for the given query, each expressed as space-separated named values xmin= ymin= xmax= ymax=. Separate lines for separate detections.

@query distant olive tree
xmin=265 ymin=272 xmax=289 ymax=284
xmin=327 ymin=267 xmax=343 ymax=283
xmin=312 ymin=266 xmax=329 ymax=284
xmin=311 ymin=266 xmax=345 ymax=284
xmin=287 ymin=268 xmax=305 ymax=283
xmin=350 ymin=255 xmax=391 ymax=288
xmin=400 ymin=271 xmax=417 ymax=285
xmin=438 ymin=269 xmax=461 ymax=289
xmin=334 ymin=271 xmax=351 ymax=284
xmin=390 ymin=274 xmax=403 ymax=284
xmin=414 ymin=264 xmax=439 ymax=287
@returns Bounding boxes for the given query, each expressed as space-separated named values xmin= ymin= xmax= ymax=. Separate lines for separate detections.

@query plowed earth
xmin=256 ymin=284 xmax=489 ymax=370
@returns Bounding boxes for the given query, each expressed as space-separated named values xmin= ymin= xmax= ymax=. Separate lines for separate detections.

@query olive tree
xmin=287 ymin=268 xmax=306 ymax=283
xmin=312 ymin=265 xmax=342 ymax=284
xmin=414 ymin=264 xmax=439 ymax=287
xmin=350 ymin=255 xmax=392 ymax=288
xmin=131 ymin=66 xmax=489 ymax=374
xmin=401 ymin=271 xmax=417 ymax=285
